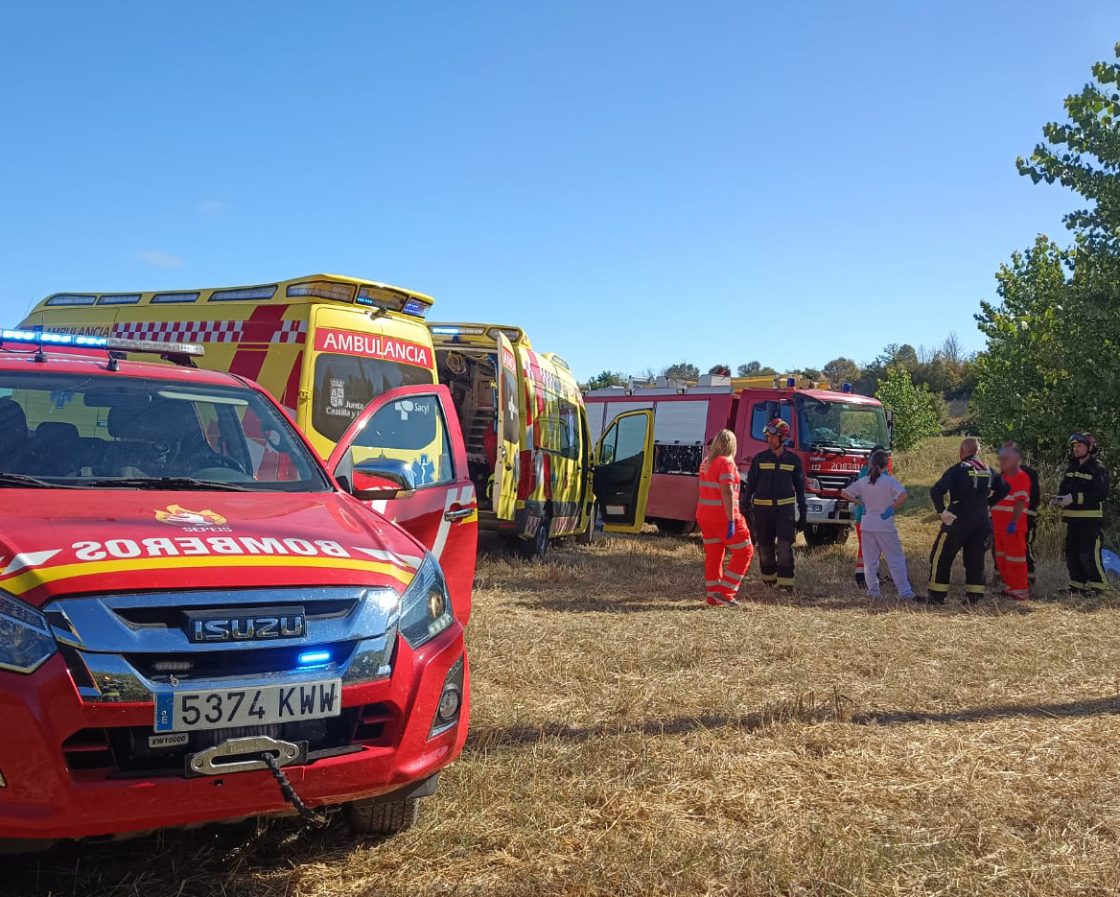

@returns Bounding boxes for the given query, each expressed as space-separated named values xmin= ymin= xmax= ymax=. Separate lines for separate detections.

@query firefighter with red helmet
xmin=1053 ymin=433 xmax=1111 ymax=595
xmin=743 ymin=418 xmax=807 ymax=591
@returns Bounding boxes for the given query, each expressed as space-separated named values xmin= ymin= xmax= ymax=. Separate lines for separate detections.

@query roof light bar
xmin=44 ymin=294 xmax=97 ymax=307
xmin=1 ymin=328 xmax=108 ymax=348
xmin=97 ymin=293 xmax=142 ymax=306
xmin=0 ymin=328 xmax=205 ymax=359
xmin=402 ymin=298 xmax=428 ymax=318
xmin=287 ymin=280 xmax=356 ymax=303
xmin=430 ymin=325 xmax=486 ymax=336
xmin=152 ymin=292 xmax=200 ymax=304
xmin=210 ymin=285 xmax=278 ymax=302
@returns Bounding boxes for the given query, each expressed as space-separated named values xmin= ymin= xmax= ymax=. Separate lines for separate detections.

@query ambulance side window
xmin=345 ymin=395 xmax=454 ymax=488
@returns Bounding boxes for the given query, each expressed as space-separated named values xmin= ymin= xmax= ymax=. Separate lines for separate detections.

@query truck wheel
xmin=802 ymin=525 xmax=850 ymax=548
xmin=653 ymin=518 xmax=695 ymax=537
xmin=519 ymin=514 xmax=551 ymax=560
xmin=345 ymin=797 xmax=420 ymax=837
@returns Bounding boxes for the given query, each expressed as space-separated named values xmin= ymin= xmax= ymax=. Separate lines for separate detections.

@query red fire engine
xmin=584 ymin=375 xmax=891 ymax=546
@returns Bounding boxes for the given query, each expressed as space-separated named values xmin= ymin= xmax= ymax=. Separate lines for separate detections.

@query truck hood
xmin=0 ymin=491 xmax=424 ymax=608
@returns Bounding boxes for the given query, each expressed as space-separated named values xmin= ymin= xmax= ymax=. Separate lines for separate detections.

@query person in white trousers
xmin=842 ymin=450 xmax=914 ymax=600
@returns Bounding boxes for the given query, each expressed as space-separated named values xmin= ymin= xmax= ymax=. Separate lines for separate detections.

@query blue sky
xmin=1 ymin=2 xmax=1117 ymax=379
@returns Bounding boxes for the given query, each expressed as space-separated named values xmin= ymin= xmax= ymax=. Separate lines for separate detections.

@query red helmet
xmin=1069 ymin=433 xmax=1098 ymax=454
xmin=764 ymin=418 xmax=790 ymax=439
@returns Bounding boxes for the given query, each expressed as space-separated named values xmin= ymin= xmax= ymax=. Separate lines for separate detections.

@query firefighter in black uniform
xmin=922 ymin=438 xmax=1009 ymax=604
xmin=743 ymin=418 xmax=807 ymax=591
xmin=1054 ymin=433 xmax=1110 ymax=594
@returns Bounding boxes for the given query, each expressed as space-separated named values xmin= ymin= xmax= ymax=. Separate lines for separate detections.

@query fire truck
xmin=584 ymin=375 xmax=891 ymax=546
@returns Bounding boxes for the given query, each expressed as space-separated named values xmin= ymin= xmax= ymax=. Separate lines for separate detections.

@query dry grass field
xmin=7 ymin=439 xmax=1120 ymax=897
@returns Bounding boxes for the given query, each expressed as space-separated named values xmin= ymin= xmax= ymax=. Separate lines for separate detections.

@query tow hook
xmin=185 ymin=735 xmax=330 ymax=827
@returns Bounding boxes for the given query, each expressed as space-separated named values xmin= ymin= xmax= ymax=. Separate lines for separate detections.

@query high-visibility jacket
xmin=696 ymin=454 xmax=739 ymax=522
xmin=1059 ymin=457 xmax=1109 ymax=520
xmin=991 ymin=468 xmax=1031 ymax=526
xmin=930 ymin=455 xmax=1008 ymax=523
xmin=743 ymin=449 xmax=807 ymax=519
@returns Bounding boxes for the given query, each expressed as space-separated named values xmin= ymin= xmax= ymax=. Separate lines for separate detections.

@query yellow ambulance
xmin=22 ymin=275 xmax=439 ymax=461
xmin=428 ymin=323 xmax=652 ymax=557
xmin=24 ymin=279 xmax=656 ymax=558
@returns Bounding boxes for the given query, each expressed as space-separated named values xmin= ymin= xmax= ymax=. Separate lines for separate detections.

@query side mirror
xmin=349 ymin=458 xmax=417 ymax=501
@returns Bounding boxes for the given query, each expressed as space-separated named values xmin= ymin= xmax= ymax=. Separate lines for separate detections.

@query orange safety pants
xmin=993 ymin=520 xmax=1029 ymax=594
xmin=698 ymin=513 xmax=755 ymax=601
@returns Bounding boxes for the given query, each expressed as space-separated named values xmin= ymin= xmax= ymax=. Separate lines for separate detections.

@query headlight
xmin=0 ymin=593 xmax=57 ymax=674
xmin=806 ymin=478 xmax=821 ymax=492
xmin=398 ymin=555 xmax=453 ymax=648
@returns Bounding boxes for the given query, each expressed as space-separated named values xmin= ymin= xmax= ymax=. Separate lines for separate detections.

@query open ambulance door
xmin=328 ymin=384 xmax=479 ymax=624
xmin=593 ymin=409 xmax=654 ymax=534
xmin=493 ymin=331 xmax=520 ymax=521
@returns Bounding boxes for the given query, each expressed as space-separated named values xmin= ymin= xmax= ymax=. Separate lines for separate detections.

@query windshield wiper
xmin=0 ymin=472 xmax=89 ymax=489
xmin=84 ymin=476 xmax=251 ymax=492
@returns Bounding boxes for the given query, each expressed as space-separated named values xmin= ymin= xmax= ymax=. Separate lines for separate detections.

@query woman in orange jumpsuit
xmin=696 ymin=429 xmax=755 ymax=607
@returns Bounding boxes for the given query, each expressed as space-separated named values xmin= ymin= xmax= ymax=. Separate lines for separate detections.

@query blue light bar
xmin=786 ymin=377 xmax=796 ymax=388
xmin=402 ymin=298 xmax=427 ymax=317
xmin=1 ymin=329 xmax=109 ymax=348
xmin=842 ymin=382 xmax=853 ymax=393
xmin=430 ymin=326 xmax=461 ymax=335
xmin=297 ymin=650 xmax=331 ymax=666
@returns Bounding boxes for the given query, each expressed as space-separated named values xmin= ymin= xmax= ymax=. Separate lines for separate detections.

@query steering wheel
xmin=199 ymin=452 xmax=248 ymax=474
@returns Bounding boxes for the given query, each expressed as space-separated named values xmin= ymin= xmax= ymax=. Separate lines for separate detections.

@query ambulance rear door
xmin=494 ymin=331 xmax=520 ymax=521
xmin=593 ymin=409 xmax=654 ymax=534
xmin=328 ymin=384 xmax=478 ymax=624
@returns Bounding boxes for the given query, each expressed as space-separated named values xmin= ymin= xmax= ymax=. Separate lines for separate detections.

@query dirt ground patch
xmin=8 ymin=441 xmax=1120 ymax=896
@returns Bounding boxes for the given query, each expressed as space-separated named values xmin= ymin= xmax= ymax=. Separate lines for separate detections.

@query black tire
xmin=345 ymin=797 xmax=420 ymax=837
xmin=519 ymin=513 xmax=551 ymax=560
xmin=652 ymin=518 xmax=695 ymax=537
xmin=802 ymin=524 xmax=851 ymax=548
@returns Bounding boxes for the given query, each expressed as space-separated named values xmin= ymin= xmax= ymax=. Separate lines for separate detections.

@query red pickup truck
xmin=0 ymin=329 xmax=478 ymax=852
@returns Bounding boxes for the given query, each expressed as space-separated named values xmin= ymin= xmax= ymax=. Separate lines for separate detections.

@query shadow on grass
xmin=468 ymin=693 xmax=1120 ymax=753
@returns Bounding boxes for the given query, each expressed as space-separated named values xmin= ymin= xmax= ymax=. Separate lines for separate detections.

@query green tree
xmin=662 ymin=362 xmax=700 ymax=381
xmin=876 ymin=366 xmax=941 ymax=453
xmin=822 ymin=357 xmax=861 ymax=388
xmin=708 ymin=364 xmax=732 ymax=376
xmin=1017 ymin=41 xmax=1120 ymax=251
xmin=737 ymin=361 xmax=777 ymax=377
xmin=583 ymin=370 xmax=626 ymax=391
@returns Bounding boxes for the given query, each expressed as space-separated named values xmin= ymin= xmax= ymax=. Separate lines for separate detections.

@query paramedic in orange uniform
xmin=696 ymin=429 xmax=755 ymax=607
xmin=992 ymin=442 xmax=1031 ymax=600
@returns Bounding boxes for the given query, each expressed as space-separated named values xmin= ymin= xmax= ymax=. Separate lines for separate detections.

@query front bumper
xmin=804 ymin=497 xmax=852 ymax=525
xmin=0 ymin=626 xmax=468 ymax=841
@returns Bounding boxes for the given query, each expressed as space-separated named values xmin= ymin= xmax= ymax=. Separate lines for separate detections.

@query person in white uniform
xmin=841 ymin=449 xmax=914 ymax=600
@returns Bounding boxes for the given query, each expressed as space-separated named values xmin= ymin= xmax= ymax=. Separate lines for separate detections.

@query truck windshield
xmin=796 ymin=398 xmax=889 ymax=451
xmin=0 ymin=372 xmax=330 ymax=491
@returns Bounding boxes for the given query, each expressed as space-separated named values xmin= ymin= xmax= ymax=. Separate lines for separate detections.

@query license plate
xmin=153 ymin=679 xmax=342 ymax=733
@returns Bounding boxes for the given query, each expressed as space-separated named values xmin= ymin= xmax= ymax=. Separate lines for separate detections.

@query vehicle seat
xmin=0 ymin=398 xmax=31 ymax=472
xmin=23 ymin=422 xmax=83 ymax=477
xmin=99 ymin=401 xmax=171 ymax=476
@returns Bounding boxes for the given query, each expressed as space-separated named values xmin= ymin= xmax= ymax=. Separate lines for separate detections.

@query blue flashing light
xmin=430 ymin=326 xmax=461 ymax=335
xmin=786 ymin=377 xmax=796 ymax=388
xmin=297 ymin=650 xmax=332 ymax=666
xmin=1 ymin=329 xmax=109 ymax=348
xmin=842 ymin=382 xmax=853 ymax=393
xmin=402 ymin=298 xmax=427 ymax=317
xmin=354 ymin=295 xmax=376 ymax=307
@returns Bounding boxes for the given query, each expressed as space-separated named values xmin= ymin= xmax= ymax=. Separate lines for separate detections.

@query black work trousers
xmin=753 ymin=506 xmax=796 ymax=586
xmin=1026 ymin=514 xmax=1037 ymax=582
xmin=929 ymin=514 xmax=988 ymax=599
xmin=1065 ymin=519 xmax=1107 ymax=590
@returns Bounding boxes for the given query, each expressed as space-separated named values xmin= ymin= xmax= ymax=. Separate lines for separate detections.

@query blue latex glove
xmin=726 ymin=521 xmax=736 ymax=540
xmin=880 ymin=506 xmax=895 ymax=521
xmin=1007 ymin=521 xmax=1017 ymax=535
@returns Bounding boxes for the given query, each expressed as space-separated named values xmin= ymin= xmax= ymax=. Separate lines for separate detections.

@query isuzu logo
xmin=186 ymin=607 xmax=306 ymax=643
